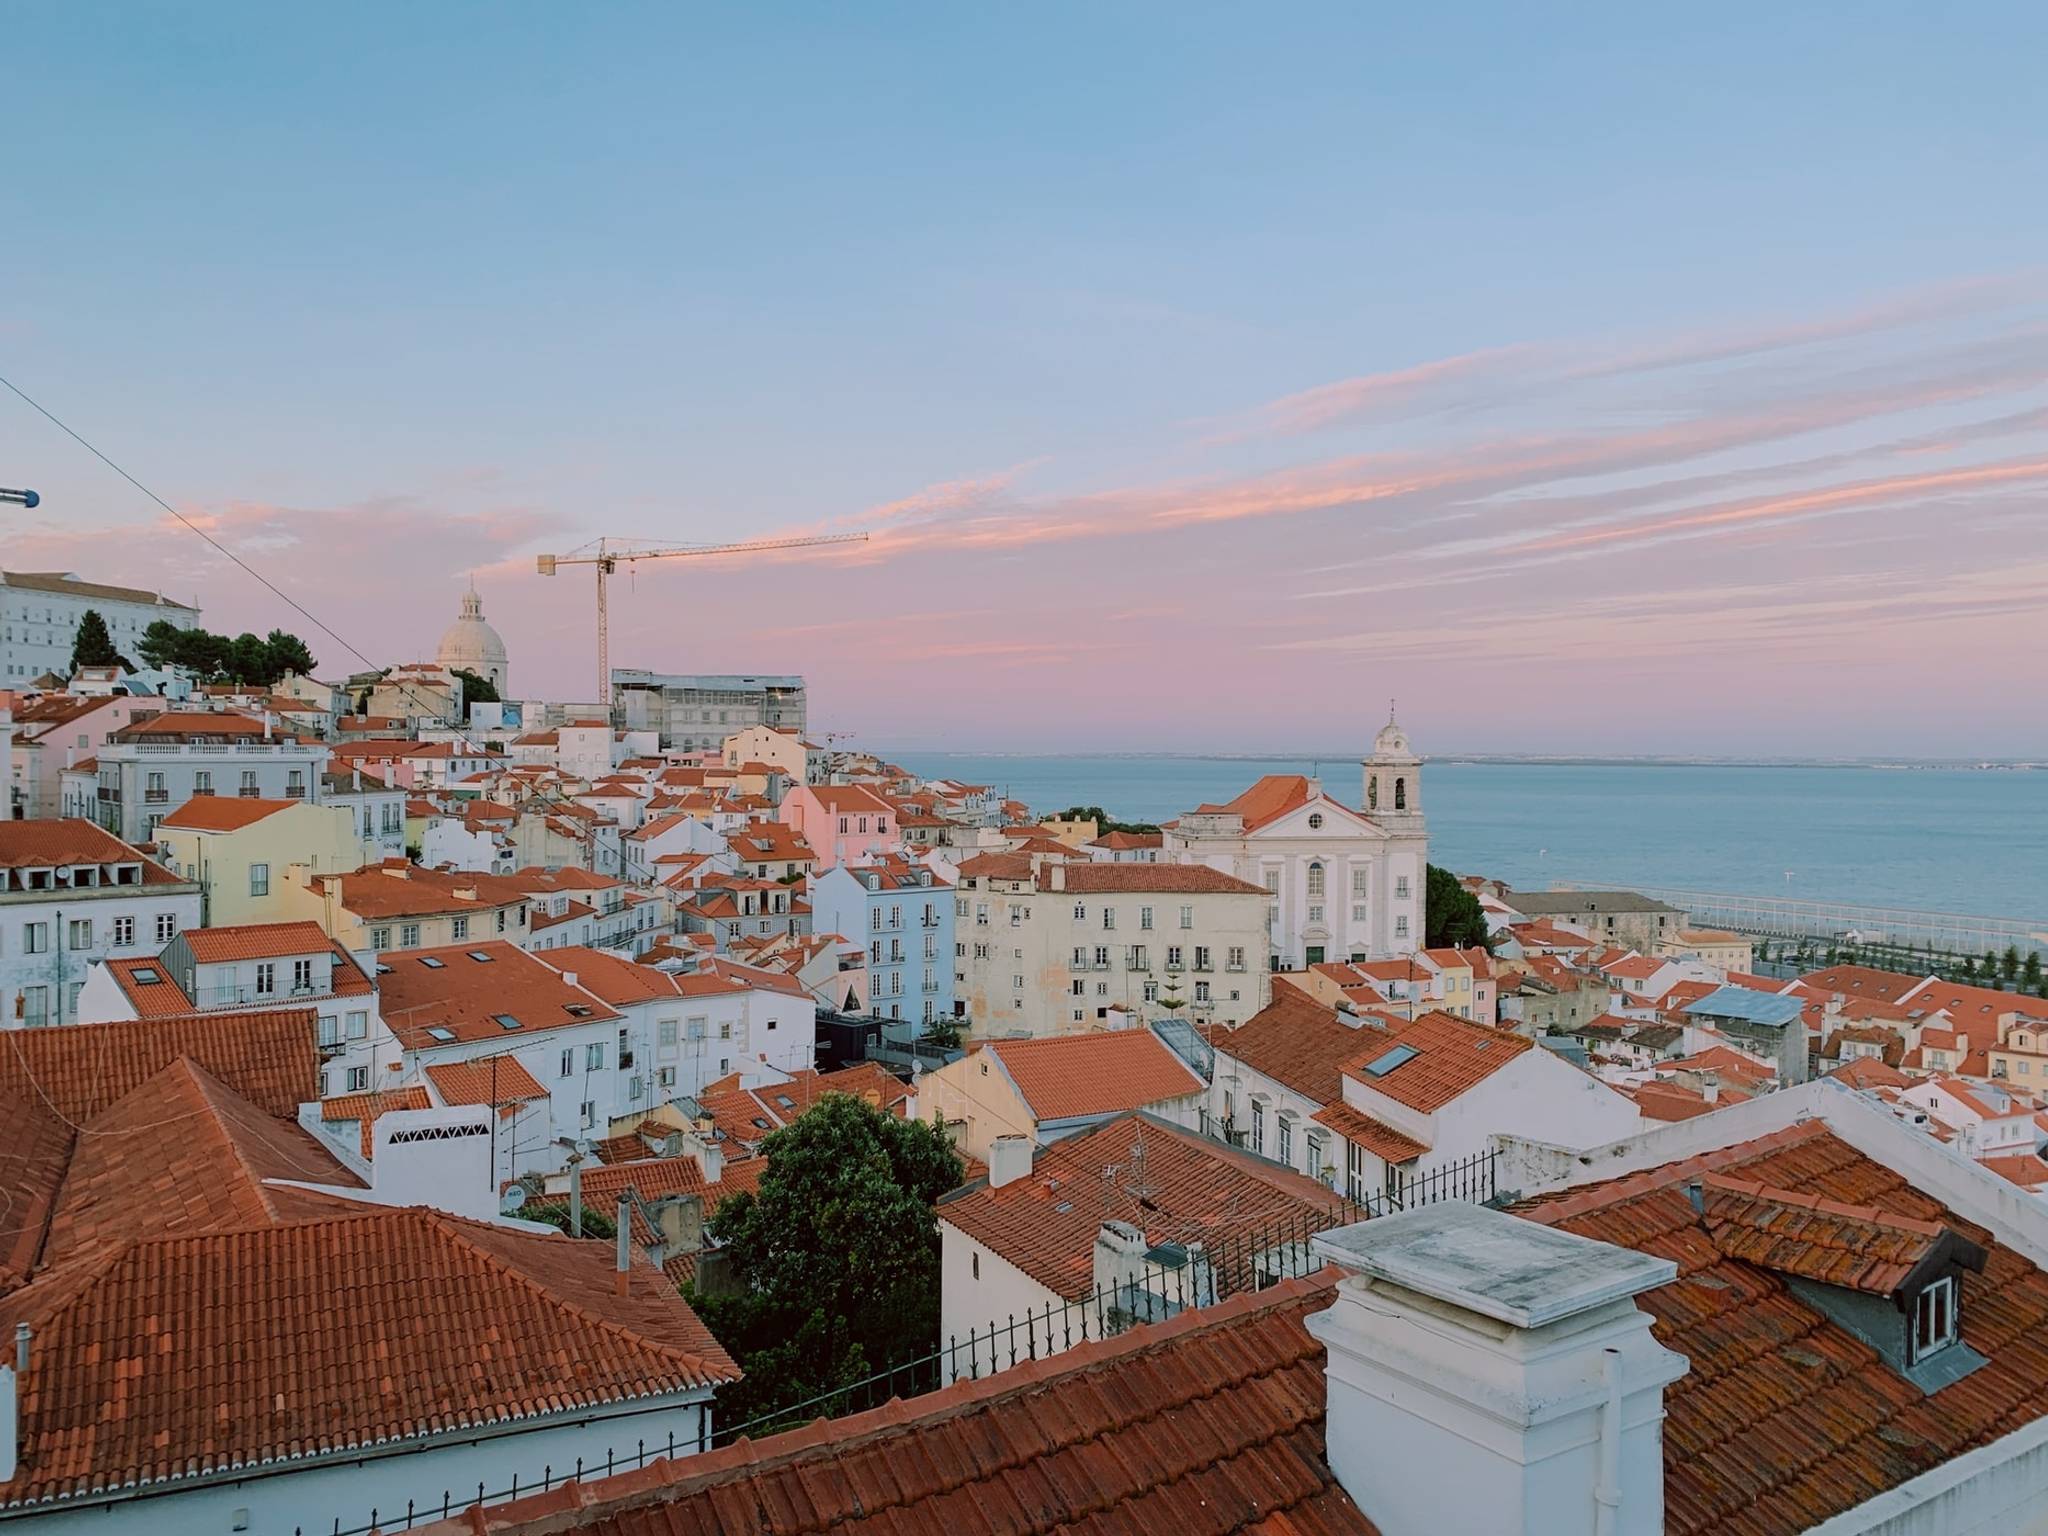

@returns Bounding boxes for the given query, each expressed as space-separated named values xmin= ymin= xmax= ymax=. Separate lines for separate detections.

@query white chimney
xmin=1306 ymin=1202 xmax=1687 ymax=1536
xmin=1701 ymin=1071 xmax=1720 ymax=1105
xmin=1091 ymin=1218 xmax=1150 ymax=1301
xmin=987 ymin=1134 xmax=1033 ymax=1189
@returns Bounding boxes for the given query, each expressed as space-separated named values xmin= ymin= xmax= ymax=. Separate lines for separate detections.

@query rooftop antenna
xmin=1126 ymin=1122 xmax=1158 ymax=1201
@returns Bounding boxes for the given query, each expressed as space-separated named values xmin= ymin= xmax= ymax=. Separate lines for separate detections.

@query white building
xmin=434 ymin=581 xmax=511 ymax=698
xmin=90 ymin=710 xmax=330 ymax=844
xmin=0 ymin=819 xmax=203 ymax=1027
xmin=0 ymin=569 xmax=199 ymax=684
xmin=953 ymin=857 xmax=1271 ymax=1036
xmin=73 ymin=917 xmax=399 ymax=1097
xmin=1163 ymin=717 xmax=1427 ymax=969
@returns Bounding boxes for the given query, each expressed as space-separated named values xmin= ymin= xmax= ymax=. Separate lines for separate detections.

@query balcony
xmin=238 ymin=786 xmax=262 ymax=798
xmin=142 ymin=789 xmax=169 ymax=804
xmin=285 ymin=785 xmax=307 ymax=800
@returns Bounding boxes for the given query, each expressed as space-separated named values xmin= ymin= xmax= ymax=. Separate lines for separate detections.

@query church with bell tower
xmin=1161 ymin=708 xmax=1429 ymax=969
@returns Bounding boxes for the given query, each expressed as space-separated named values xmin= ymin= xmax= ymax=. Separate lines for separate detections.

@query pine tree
xmin=70 ymin=609 xmax=124 ymax=671
xmin=2023 ymin=952 xmax=2044 ymax=995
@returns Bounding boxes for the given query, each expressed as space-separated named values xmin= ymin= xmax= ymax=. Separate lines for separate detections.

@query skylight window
xmin=420 ymin=957 xmax=445 ymax=969
xmin=132 ymin=967 xmax=162 ymax=984
xmin=1363 ymin=1043 xmax=1419 ymax=1077
xmin=468 ymin=950 xmax=493 ymax=962
xmin=494 ymin=1013 xmax=522 ymax=1030
xmin=426 ymin=1026 xmax=456 ymax=1042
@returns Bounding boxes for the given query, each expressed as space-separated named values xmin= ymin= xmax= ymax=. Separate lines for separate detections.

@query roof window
xmin=131 ymin=967 xmax=163 ymax=984
xmin=1362 ymin=1043 xmax=1419 ymax=1077
xmin=426 ymin=1026 xmax=456 ymax=1042
xmin=419 ymin=956 xmax=445 ymax=969
xmin=467 ymin=950 xmax=493 ymax=962
xmin=494 ymin=1013 xmax=522 ymax=1030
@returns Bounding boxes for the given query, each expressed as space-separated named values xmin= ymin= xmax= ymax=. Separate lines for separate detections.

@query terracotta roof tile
xmin=0 ymin=1206 xmax=737 ymax=1511
xmin=1516 ymin=1123 xmax=2042 ymax=1535
xmin=0 ymin=1007 xmax=317 ymax=1121
xmin=377 ymin=941 xmax=621 ymax=1049
xmin=156 ymin=795 xmax=300 ymax=831
xmin=1340 ymin=1011 xmax=1533 ymax=1114
xmin=181 ymin=918 xmax=338 ymax=964
xmin=424 ymin=1053 xmax=550 ymax=1108
xmin=0 ymin=816 xmax=189 ymax=884
xmin=940 ymin=1113 xmax=1351 ymax=1299
xmin=1202 ymin=983 xmax=1392 ymax=1105
xmin=414 ymin=1271 xmax=1372 ymax=1536
xmin=1309 ymin=1101 xmax=1427 ymax=1164
xmin=986 ymin=1031 xmax=1205 ymax=1122
xmin=321 ymin=1083 xmax=434 ymax=1155
xmin=1042 ymin=863 xmax=1269 ymax=896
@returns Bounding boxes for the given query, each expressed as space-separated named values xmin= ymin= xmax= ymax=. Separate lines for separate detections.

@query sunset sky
xmin=6 ymin=6 xmax=2045 ymax=756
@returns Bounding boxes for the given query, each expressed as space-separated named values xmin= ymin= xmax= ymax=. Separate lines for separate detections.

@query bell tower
xmin=1364 ymin=703 xmax=1422 ymax=831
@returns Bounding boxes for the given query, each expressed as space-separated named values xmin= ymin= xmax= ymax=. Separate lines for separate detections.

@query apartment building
xmin=281 ymin=858 xmax=534 ymax=954
xmin=953 ymin=856 xmax=1271 ymax=1036
xmin=809 ymin=854 xmax=956 ymax=1023
xmin=613 ymin=670 xmax=807 ymax=751
xmin=0 ymin=568 xmax=199 ymax=682
xmin=5 ymin=691 xmax=167 ymax=819
xmin=0 ymin=818 xmax=203 ymax=1027
xmin=155 ymin=797 xmax=378 ymax=927
xmin=89 ymin=710 xmax=330 ymax=842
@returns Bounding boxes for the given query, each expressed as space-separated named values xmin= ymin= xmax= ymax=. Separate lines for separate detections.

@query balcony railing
xmin=142 ymin=789 xmax=169 ymax=804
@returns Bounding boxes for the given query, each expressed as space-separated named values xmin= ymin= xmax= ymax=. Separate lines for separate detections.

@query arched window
xmin=1394 ymin=777 xmax=1407 ymax=811
xmin=1366 ymin=777 xmax=1379 ymax=810
xmin=1307 ymin=862 xmax=1326 ymax=899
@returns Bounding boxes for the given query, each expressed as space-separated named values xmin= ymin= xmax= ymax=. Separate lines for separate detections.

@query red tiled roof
xmin=157 ymin=795 xmax=303 ymax=831
xmin=985 ymin=1031 xmax=1204 ymax=1122
xmin=1203 ymin=982 xmax=1392 ymax=1105
xmin=45 ymin=1059 xmax=359 ymax=1266
xmin=0 ymin=817 xmax=188 ymax=883
xmin=940 ymin=1113 xmax=1350 ymax=1299
xmin=425 ymin=1054 xmax=550 ymax=1108
xmin=575 ymin=1154 xmax=767 ymax=1241
xmin=377 ymin=941 xmax=621 ymax=1049
xmin=1310 ymin=1100 xmax=1427 ymax=1164
xmin=181 ymin=918 xmax=337 ymax=964
xmin=321 ymin=1084 xmax=433 ymax=1155
xmin=0 ymin=1206 xmax=737 ymax=1510
xmin=1661 ymin=1044 xmax=1776 ymax=1086
xmin=1624 ymin=1079 xmax=1721 ymax=1122
xmin=1341 ymin=1011 xmax=1533 ymax=1114
xmin=1828 ymin=1056 xmax=1914 ymax=1092
xmin=1089 ymin=828 xmax=1164 ymax=850
xmin=413 ymin=1271 xmax=1372 ymax=1536
xmin=1698 ymin=1173 xmax=1955 ymax=1295
xmin=322 ymin=862 xmax=532 ymax=920
xmin=1518 ymin=1122 xmax=2048 ymax=1535
xmin=0 ymin=1007 xmax=317 ymax=1121
xmin=1799 ymin=963 xmax=1930 ymax=1005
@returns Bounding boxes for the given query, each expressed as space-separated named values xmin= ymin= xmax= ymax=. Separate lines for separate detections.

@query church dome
xmin=436 ymin=585 xmax=510 ymax=696
xmin=1372 ymin=718 xmax=1415 ymax=761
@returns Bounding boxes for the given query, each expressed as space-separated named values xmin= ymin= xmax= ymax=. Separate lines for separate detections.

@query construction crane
xmin=536 ymin=532 xmax=869 ymax=703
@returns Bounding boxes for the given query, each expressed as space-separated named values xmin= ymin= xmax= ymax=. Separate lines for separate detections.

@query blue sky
xmin=5 ymin=5 xmax=2045 ymax=754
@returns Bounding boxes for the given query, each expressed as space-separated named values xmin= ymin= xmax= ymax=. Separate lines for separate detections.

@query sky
xmin=4 ymin=4 xmax=2046 ymax=757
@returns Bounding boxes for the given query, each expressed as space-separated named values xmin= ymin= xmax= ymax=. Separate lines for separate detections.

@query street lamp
xmin=0 ymin=488 xmax=39 ymax=509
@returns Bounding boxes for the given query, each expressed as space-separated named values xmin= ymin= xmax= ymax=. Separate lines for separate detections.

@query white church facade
xmin=1162 ymin=717 xmax=1427 ymax=968
xmin=435 ymin=582 xmax=510 ymax=697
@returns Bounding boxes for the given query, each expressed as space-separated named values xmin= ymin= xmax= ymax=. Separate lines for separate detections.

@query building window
xmin=1179 ymin=905 xmax=1194 ymax=929
xmin=1140 ymin=906 xmax=1153 ymax=930
xmin=1194 ymin=946 xmax=1211 ymax=970
xmin=346 ymin=1010 xmax=368 ymax=1038
xmin=560 ymin=1048 xmax=575 ymax=1079
xmin=580 ymin=1100 xmax=597 ymax=1129
xmin=1307 ymin=812 xmax=1323 ymax=830
xmin=240 ymin=770 xmax=259 ymax=796
xmin=1277 ymin=1114 xmax=1293 ymax=1165
xmin=318 ymin=1015 xmax=339 ymax=1047
xmin=1227 ymin=946 xmax=1245 ymax=970
xmin=21 ymin=986 xmax=47 ymax=1027
xmin=1395 ymin=916 xmax=1409 ymax=938
xmin=1102 ymin=907 xmax=1115 ymax=930
xmin=346 ymin=1067 xmax=370 ymax=1092
xmin=1915 ymin=1277 xmax=1958 ymax=1358
xmin=155 ymin=913 xmax=177 ymax=942
xmin=1250 ymin=1102 xmax=1265 ymax=1154
xmin=1344 ymin=1140 xmax=1365 ymax=1203
xmin=249 ymin=862 xmax=270 ymax=898
xmin=67 ymin=918 xmax=93 ymax=950
xmin=452 ymin=916 xmax=469 ymax=940
xmin=1144 ymin=981 xmax=1159 ymax=1002
xmin=112 ymin=916 xmax=134 ymax=947
xmin=1307 ymin=863 xmax=1325 ymax=899
xmin=292 ymin=958 xmax=314 ymax=991
xmin=1395 ymin=875 xmax=1410 ymax=900
xmin=400 ymin=923 xmax=421 ymax=947
xmin=1194 ymin=980 xmax=1211 ymax=1002
xmin=193 ymin=770 xmax=213 ymax=795
xmin=255 ymin=963 xmax=276 ymax=995
xmin=371 ymin=927 xmax=391 ymax=949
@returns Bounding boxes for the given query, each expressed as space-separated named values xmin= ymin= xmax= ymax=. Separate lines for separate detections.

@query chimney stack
xmin=1701 ymin=1071 xmax=1720 ymax=1105
xmin=987 ymin=1134 xmax=1033 ymax=1190
xmin=1307 ymin=1202 xmax=1687 ymax=1536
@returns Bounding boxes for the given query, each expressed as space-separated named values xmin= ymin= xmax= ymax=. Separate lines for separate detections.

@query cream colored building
xmin=953 ymin=857 xmax=1272 ymax=1037
xmin=1162 ymin=718 xmax=1427 ymax=969
xmin=156 ymin=797 xmax=376 ymax=928
xmin=279 ymin=860 xmax=535 ymax=955
xmin=1037 ymin=815 xmax=1099 ymax=850
xmin=721 ymin=723 xmax=820 ymax=784
xmin=1658 ymin=927 xmax=1755 ymax=975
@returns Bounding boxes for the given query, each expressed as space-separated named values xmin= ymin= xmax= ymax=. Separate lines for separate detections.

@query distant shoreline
xmin=891 ymin=751 xmax=2045 ymax=772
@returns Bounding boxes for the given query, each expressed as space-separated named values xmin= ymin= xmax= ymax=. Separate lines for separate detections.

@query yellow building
xmin=1038 ymin=815 xmax=1100 ymax=850
xmin=1658 ymin=928 xmax=1755 ymax=974
xmin=156 ymin=797 xmax=372 ymax=928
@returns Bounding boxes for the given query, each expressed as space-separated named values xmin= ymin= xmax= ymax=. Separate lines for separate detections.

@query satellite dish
xmin=574 ymin=1137 xmax=592 ymax=1157
xmin=499 ymin=1185 xmax=527 ymax=1214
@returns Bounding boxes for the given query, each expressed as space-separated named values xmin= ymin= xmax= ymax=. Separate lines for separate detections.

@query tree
xmin=921 ymin=1016 xmax=962 ymax=1050
xmin=69 ymin=609 xmax=125 ymax=671
xmin=687 ymin=1095 xmax=961 ymax=1428
xmin=453 ymin=667 xmax=501 ymax=704
xmin=264 ymin=629 xmax=317 ymax=680
xmin=2023 ymin=952 xmax=2044 ymax=995
xmin=1049 ymin=804 xmax=1160 ymax=837
xmin=1424 ymin=864 xmax=1492 ymax=949
xmin=2002 ymin=945 xmax=2022 ymax=983
xmin=136 ymin=618 xmax=186 ymax=670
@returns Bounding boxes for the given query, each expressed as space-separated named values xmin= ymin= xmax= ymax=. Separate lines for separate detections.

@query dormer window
xmin=1914 ymin=1276 xmax=1958 ymax=1359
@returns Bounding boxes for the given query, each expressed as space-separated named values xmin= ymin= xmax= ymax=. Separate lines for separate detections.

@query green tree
xmin=225 ymin=632 xmax=271 ymax=685
xmin=452 ymin=667 xmax=501 ymax=704
xmin=688 ymin=1095 xmax=961 ymax=1428
xmin=136 ymin=618 xmax=186 ymax=670
xmin=2023 ymin=952 xmax=2044 ymax=995
xmin=1049 ymin=805 xmax=1160 ymax=837
xmin=1424 ymin=864 xmax=1492 ymax=949
xmin=2001 ymin=946 xmax=2022 ymax=983
xmin=264 ymin=629 xmax=317 ymax=681
xmin=921 ymin=1016 xmax=962 ymax=1050
xmin=69 ymin=609 xmax=125 ymax=671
